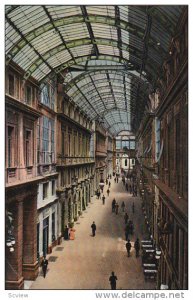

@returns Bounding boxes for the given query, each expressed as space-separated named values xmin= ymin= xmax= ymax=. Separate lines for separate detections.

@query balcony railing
xmin=57 ymin=155 xmax=95 ymax=166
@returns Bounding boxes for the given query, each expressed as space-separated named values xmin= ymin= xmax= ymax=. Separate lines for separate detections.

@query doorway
xmin=43 ymin=217 xmax=49 ymax=257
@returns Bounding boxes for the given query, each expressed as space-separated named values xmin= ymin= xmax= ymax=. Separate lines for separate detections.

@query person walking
xmin=64 ymin=225 xmax=69 ymax=240
xmin=129 ymin=184 xmax=132 ymax=194
xmin=69 ymin=227 xmax=76 ymax=240
xmin=128 ymin=220 xmax=134 ymax=235
xmin=115 ymin=203 xmax=119 ymax=215
xmin=121 ymin=201 xmax=125 ymax=212
xmin=106 ymin=178 xmax=108 ymax=185
xmin=124 ymin=212 xmax=129 ymax=224
xmin=91 ymin=221 xmax=96 ymax=237
xmin=132 ymin=202 xmax=135 ymax=213
xmin=41 ymin=256 xmax=48 ymax=278
xmin=107 ymin=188 xmax=110 ymax=197
xmin=109 ymin=272 xmax=118 ymax=290
xmin=134 ymin=238 xmax=140 ymax=257
xmin=108 ymin=181 xmax=111 ymax=188
xmin=126 ymin=240 xmax=132 ymax=257
xmin=125 ymin=224 xmax=130 ymax=241
xmin=102 ymin=194 xmax=105 ymax=205
xmin=112 ymin=199 xmax=116 ymax=212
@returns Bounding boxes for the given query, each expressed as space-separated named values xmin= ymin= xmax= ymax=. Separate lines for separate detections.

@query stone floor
xmin=29 ymin=177 xmax=156 ymax=290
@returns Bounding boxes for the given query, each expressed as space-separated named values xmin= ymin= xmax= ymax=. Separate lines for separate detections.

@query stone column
xmin=22 ymin=186 xmax=39 ymax=280
xmin=6 ymin=200 xmax=24 ymax=290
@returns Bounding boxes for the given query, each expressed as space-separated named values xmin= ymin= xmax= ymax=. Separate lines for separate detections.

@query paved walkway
xmin=30 ymin=177 xmax=155 ymax=290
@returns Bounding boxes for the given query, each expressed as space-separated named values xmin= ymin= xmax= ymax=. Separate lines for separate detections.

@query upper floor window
xmin=40 ymin=81 xmax=55 ymax=110
xmin=8 ymin=72 xmax=19 ymax=98
xmin=25 ymin=85 xmax=34 ymax=105
xmin=155 ymin=118 xmax=161 ymax=160
xmin=25 ymin=129 xmax=32 ymax=166
xmin=7 ymin=126 xmax=15 ymax=168
xmin=52 ymin=180 xmax=55 ymax=195
xmin=41 ymin=116 xmax=55 ymax=164
xmin=43 ymin=182 xmax=49 ymax=199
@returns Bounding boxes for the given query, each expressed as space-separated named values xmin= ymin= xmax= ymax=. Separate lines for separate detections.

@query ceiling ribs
xmin=5 ymin=14 xmax=55 ymax=78
xmin=42 ymin=6 xmax=76 ymax=64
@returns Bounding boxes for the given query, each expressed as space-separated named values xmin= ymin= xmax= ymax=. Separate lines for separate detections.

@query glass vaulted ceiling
xmin=5 ymin=5 xmax=184 ymax=135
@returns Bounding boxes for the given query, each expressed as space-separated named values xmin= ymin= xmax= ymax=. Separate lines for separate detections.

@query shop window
xmin=25 ymin=129 xmax=32 ymax=166
xmin=7 ymin=126 xmax=14 ymax=168
xmin=52 ymin=212 xmax=55 ymax=240
xmin=43 ymin=182 xmax=49 ymax=200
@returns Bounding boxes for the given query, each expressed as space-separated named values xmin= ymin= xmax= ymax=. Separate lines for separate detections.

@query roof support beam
xmin=106 ymin=71 xmax=117 ymax=109
xmin=115 ymin=6 xmax=123 ymax=62
xmin=89 ymin=75 xmax=107 ymax=110
xmin=81 ymin=6 xmax=99 ymax=58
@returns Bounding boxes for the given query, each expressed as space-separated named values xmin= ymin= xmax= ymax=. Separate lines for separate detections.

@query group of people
xmin=64 ymin=225 xmax=76 ymax=240
xmin=112 ymin=198 xmax=120 ymax=214
xmin=125 ymin=238 xmax=140 ymax=258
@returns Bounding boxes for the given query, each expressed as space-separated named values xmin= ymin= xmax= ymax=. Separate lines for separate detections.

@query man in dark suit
xmin=91 ymin=221 xmax=96 ymax=236
xmin=41 ymin=256 xmax=48 ymax=278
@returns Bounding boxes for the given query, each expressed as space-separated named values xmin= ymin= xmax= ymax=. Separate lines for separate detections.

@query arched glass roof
xmin=5 ymin=5 xmax=185 ymax=135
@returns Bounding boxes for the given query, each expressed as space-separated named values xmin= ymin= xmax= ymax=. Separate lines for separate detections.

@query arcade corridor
xmin=30 ymin=177 xmax=155 ymax=290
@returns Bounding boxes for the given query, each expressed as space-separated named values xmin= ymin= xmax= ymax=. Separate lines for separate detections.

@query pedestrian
xmin=128 ymin=220 xmax=134 ymax=235
xmin=116 ymin=177 xmax=118 ymax=183
xmin=106 ymin=178 xmax=108 ymax=185
xmin=69 ymin=227 xmax=76 ymax=240
xmin=112 ymin=199 xmax=116 ymax=212
xmin=115 ymin=203 xmax=119 ymax=215
xmin=91 ymin=221 xmax=96 ymax=237
xmin=109 ymin=271 xmax=118 ymax=290
xmin=107 ymin=188 xmax=110 ymax=196
xmin=114 ymin=177 xmax=116 ymax=183
xmin=132 ymin=202 xmax=135 ymax=213
xmin=124 ymin=212 xmax=129 ymax=224
xmin=102 ymin=194 xmax=105 ymax=205
xmin=129 ymin=184 xmax=132 ymax=194
xmin=121 ymin=201 xmax=125 ymax=212
xmin=98 ymin=190 xmax=101 ymax=199
xmin=126 ymin=240 xmax=132 ymax=257
xmin=125 ymin=224 xmax=130 ymax=241
xmin=134 ymin=238 xmax=140 ymax=257
xmin=41 ymin=256 xmax=48 ymax=278
xmin=125 ymin=182 xmax=128 ymax=191
xmin=108 ymin=181 xmax=111 ymax=188
xmin=64 ymin=225 xmax=69 ymax=240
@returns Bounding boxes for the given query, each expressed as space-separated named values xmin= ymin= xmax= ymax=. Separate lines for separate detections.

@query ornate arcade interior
xmin=5 ymin=5 xmax=188 ymax=291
